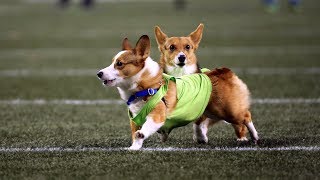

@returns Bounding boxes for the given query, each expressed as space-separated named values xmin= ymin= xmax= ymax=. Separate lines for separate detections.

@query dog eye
xmin=169 ymin=45 xmax=175 ymax=51
xmin=116 ymin=61 xmax=123 ymax=66
xmin=185 ymin=45 xmax=190 ymax=50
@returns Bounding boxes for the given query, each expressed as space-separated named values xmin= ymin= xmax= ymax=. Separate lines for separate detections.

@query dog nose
xmin=97 ymin=71 xmax=103 ymax=78
xmin=178 ymin=55 xmax=186 ymax=63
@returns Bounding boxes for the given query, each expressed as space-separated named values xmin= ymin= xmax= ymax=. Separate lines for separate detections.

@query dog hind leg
xmin=232 ymin=124 xmax=249 ymax=141
xmin=243 ymin=110 xmax=259 ymax=144
xmin=193 ymin=115 xmax=220 ymax=144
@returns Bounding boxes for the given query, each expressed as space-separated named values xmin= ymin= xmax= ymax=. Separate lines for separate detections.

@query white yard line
xmin=0 ymin=69 xmax=98 ymax=77
xmin=0 ymin=68 xmax=320 ymax=77
xmin=231 ymin=67 xmax=320 ymax=75
xmin=0 ymin=48 xmax=115 ymax=58
xmin=199 ymin=45 xmax=320 ymax=56
xmin=252 ymin=98 xmax=320 ymax=104
xmin=0 ymin=98 xmax=319 ymax=105
xmin=0 ymin=99 xmax=123 ymax=105
xmin=1 ymin=46 xmax=320 ymax=58
xmin=0 ymin=146 xmax=319 ymax=152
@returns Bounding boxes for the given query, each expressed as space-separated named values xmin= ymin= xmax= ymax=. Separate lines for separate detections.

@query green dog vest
xmin=128 ymin=73 xmax=212 ymax=133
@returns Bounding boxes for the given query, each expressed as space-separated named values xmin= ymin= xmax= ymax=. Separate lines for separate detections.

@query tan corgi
xmin=154 ymin=24 xmax=204 ymax=77
xmin=155 ymin=24 xmax=252 ymax=143
xmin=97 ymin=35 xmax=259 ymax=150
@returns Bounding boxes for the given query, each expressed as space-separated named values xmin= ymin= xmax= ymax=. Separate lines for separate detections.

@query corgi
xmin=155 ymin=24 xmax=251 ymax=143
xmin=154 ymin=24 xmax=204 ymax=77
xmin=97 ymin=35 xmax=259 ymax=150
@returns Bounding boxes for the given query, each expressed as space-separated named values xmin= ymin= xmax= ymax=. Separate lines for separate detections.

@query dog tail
xmin=205 ymin=67 xmax=234 ymax=80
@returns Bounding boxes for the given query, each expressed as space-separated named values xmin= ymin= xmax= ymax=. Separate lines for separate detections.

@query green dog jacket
xmin=128 ymin=73 xmax=212 ymax=133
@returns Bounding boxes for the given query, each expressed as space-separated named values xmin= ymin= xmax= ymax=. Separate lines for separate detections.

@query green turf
xmin=0 ymin=104 xmax=319 ymax=147
xmin=1 ymin=151 xmax=319 ymax=179
xmin=1 ymin=0 xmax=320 ymax=179
xmin=0 ymin=104 xmax=320 ymax=178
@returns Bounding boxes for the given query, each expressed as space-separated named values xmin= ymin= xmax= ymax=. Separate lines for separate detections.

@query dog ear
xmin=154 ymin=26 xmax=168 ymax=46
xmin=122 ymin=38 xmax=132 ymax=50
xmin=189 ymin=23 xmax=204 ymax=49
xmin=135 ymin=35 xmax=150 ymax=59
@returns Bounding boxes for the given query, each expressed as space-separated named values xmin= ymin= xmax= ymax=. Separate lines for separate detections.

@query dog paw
xmin=193 ymin=134 xmax=208 ymax=144
xmin=237 ymin=137 xmax=248 ymax=141
xmin=159 ymin=133 xmax=168 ymax=142
xmin=129 ymin=140 xmax=143 ymax=150
xmin=252 ymin=138 xmax=261 ymax=145
xmin=129 ymin=145 xmax=141 ymax=150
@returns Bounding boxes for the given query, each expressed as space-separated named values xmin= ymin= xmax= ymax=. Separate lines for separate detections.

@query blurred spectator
xmin=263 ymin=0 xmax=301 ymax=13
xmin=174 ymin=0 xmax=186 ymax=10
xmin=59 ymin=0 xmax=94 ymax=9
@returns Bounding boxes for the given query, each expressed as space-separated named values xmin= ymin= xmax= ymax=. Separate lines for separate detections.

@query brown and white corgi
xmin=155 ymin=24 xmax=252 ymax=143
xmin=97 ymin=35 xmax=259 ymax=150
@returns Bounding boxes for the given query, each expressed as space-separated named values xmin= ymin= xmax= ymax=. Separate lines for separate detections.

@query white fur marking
xmin=165 ymin=63 xmax=198 ymax=77
xmin=144 ymin=57 xmax=160 ymax=78
xmin=113 ymin=50 xmax=127 ymax=61
xmin=247 ymin=122 xmax=259 ymax=140
xmin=129 ymin=138 xmax=143 ymax=150
xmin=237 ymin=137 xmax=248 ymax=141
xmin=193 ymin=118 xmax=210 ymax=143
xmin=128 ymin=100 xmax=146 ymax=116
xmin=129 ymin=116 xmax=164 ymax=150
xmin=140 ymin=116 xmax=164 ymax=139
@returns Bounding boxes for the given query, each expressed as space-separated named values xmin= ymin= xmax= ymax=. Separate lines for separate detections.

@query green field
xmin=1 ymin=0 xmax=320 ymax=179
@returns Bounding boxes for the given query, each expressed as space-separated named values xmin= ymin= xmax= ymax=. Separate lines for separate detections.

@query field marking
xmin=1 ymin=29 xmax=319 ymax=40
xmin=232 ymin=67 xmax=320 ymax=75
xmin=0 ymin=99 xmax=123 ymax=105
xmin=0 ymin=68 xmax=320 ymax=77
xmin=253 ymin=98 xmax=320 ymax=104
xmin=0 ymin=146 xmax=319 ymax=152
xmin=1 ymin=46 xmax=320 ymax=58
xmin=0 ymin=69 xmax=98 ymax=77
xmin=0 ymin=98 xmax=319 ymax=105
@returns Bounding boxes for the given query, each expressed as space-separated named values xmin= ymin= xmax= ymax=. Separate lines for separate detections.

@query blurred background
xmin=1 ymin=0 xmax=320 ymax=136
xmin=0 ymin=0 xmax=319 ymax=100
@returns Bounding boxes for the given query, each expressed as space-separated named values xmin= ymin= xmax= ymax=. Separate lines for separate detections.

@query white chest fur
xmin=165 ymin=64 xmax=197 ymax=77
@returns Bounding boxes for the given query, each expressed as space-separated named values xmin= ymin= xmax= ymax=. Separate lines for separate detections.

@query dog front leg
xmin=129 ymin=116 xmax=164 ymax=150
xmin=130 ymin=120 xmax=140 ymax=143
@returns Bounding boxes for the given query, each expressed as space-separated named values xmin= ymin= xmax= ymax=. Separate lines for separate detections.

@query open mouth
xmin=103 ymin=79 xmax=116 ymax=85
xmin=177 ymin=63 xmax=185 ymax=67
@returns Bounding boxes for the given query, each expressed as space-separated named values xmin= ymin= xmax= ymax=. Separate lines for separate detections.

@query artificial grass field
xmin=1 ymin=0 xmax=320 ymax=179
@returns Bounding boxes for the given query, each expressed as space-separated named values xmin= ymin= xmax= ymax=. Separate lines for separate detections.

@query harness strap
xmin=128 ymin=74 xmax=175 ymax=126
xmin=126 ymin=88 xmax=159 ymax=105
